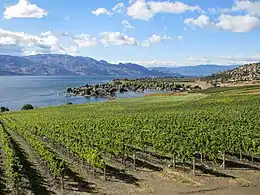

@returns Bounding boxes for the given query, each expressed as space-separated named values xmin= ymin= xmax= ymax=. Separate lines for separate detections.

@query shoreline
xmin=65 ymin=77 xmax=202 ymax=99
xmin=0 ymin=76 xmax=204 ymax=111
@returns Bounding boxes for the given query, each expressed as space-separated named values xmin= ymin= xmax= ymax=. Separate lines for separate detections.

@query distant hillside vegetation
xmin=204 ymin=62 xmax=260 ymax=82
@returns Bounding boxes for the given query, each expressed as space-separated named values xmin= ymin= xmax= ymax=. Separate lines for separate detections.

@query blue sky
xmin=0 ymin=0 xmax=260 ymax=66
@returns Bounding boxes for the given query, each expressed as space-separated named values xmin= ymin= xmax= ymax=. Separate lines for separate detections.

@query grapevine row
xmin=0 ymin=123 xmax=21 ymax=192
xmin=5 ymin=121 xmax=66 ymax=183
xmin=2 ymin=91 xmax=260 ymax=175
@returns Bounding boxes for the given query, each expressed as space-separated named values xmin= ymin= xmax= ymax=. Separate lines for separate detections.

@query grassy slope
xmin=2 ymin=85 xmax=260 ymax=118
xmin=1 ymin=85 xmax=260 ymax=195
xmin=195 ymin=85 xmax=260 ymax=94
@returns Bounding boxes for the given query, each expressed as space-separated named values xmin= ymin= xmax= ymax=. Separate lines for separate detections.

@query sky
xmin=0 ymin=0 xmax=260 ymax=67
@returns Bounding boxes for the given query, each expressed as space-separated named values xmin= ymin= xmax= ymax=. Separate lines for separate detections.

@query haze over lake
xmin=0 ymin=76 xmax=152 ymax=110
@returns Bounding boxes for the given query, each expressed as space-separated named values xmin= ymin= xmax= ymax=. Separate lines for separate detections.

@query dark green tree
xmin=0 ymin=106 xmax=9 ymax=113
xmin=21 ymin=104 xmax=34 ymax=111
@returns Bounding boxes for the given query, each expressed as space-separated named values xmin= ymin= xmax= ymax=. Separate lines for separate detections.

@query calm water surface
xmin=0 ymin=76 xmax=158 ymax=110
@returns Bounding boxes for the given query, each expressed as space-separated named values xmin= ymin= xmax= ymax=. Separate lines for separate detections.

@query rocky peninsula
xmin=65 ymin=77 xmax=202 ymax=99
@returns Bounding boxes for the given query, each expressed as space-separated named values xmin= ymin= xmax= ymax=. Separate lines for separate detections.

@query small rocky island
xmin=65 ymin=77 xmax=202 ymax=99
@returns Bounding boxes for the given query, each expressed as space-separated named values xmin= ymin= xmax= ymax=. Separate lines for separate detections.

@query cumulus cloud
xmin=127 ymin=0 xmax=153 ymax=20
xmin=208 ymin=1 xmax=260 ymax=16
xmin=112 ymin=3 xmax=125 ymax=13
xmin=148 ymin=34 xmax=171 ymax=43
xmin=92 ymin=2 xmax=125 ymax=17
xmin=148 ymin=1 xmax=202 ymax=14
xmin=216 ymin=14 xmax=260 ymax=32
xmin=141 ymin=34 xmax=171 ymax=47
xmin=127 ymin=0 xmax=202 ymax=20
xmin=100 ymin=32 xmax=137 ymax=46
xmin=92 ymin=8 xmax=113 ymax=16
xmin=185 ymin=14 xmax=260 ymax=32
xmin=232 ymin=0 xmax=260 ymax=15
xmin=72 ymin=34 xmax=97 ymax=48
xmin=184 ymin=15 xmax=212 ymax=28
xmin=0 ymin=28 xmax=78 ymax=55
xmin=4 ymin=0 xmax=47 ymax=19
xmin=121 ymin=20 xmax=135 ymax=29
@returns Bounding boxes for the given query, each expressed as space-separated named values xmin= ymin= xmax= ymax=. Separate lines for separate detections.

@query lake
xmin=0 ymin=76 xmax=159 ymax=110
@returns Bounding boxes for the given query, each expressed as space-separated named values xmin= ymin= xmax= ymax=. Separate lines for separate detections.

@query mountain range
xmin=150 ymin=65 xmax=239 ymax=76
xmin=0 ymin=54 xmax=174 ymax=77
xmin=0 ymin=54 xmax=239 ymax=77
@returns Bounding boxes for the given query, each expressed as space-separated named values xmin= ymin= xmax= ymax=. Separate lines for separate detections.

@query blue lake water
xmin=0 ymin=76 xmax=160 ymax=110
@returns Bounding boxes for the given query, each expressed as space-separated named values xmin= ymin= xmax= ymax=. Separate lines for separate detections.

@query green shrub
xmin=21 ymin=104 xmax=34 ymax=111
xmin=0 ymin=107 xmax=9 ymax=113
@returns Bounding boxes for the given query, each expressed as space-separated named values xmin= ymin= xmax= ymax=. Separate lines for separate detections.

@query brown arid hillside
xmin=204 ymin=62 xmax=260 ymax=82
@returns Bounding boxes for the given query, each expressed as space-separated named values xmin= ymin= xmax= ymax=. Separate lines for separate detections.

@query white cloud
xmin=0 ymin=28 xmax=78 ymax=55
xmin=121 ymin=20 xmax=135 ymax=29
xmin=216 ymin=14 xmax=260 ymax=32
xmin=185 ymin=14 xmax=260 ymax=32
xmin=141 ymin=34 xmax=171 ymax=47
xmin=127 ymin=0 xmax=153 ymax=20
xmin=112 ymin=3 xmax=125 ymax=13
xmin=127 ymin=0 xmax=202 ymax=20
xmin=100 ymin=32 xmax=137 ymax=46
xmin=232 ymin=0 xmax=260 ymax=15
xmin=184 ymin=14 xmax=212 ymax=28
xmin=148 ymin=1 xmax=202 ymax=14
xmin=92 ymin=8 xmax=112 ymax=16
xmin=72 ymin=34 xmax=97 ymax=48
xmin=149 ymin=34 xmax=171 ymax=43
xmin=4 ymin=0 xmax=47 ymax=19
xmin=208 ymin=1 xmax=260 ymax=16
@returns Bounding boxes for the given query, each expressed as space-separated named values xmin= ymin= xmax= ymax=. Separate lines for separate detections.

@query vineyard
xmin=0 ymin=85 xmax=260 ymax=195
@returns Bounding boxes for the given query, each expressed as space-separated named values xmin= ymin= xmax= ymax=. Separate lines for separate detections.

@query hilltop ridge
xmin=204 ymin=62 xmax=260 ymax=82
xmin=0 ymin=54 xmax=173 ymax=77
xmin=0 ymin=54 xmax=239 ymax=77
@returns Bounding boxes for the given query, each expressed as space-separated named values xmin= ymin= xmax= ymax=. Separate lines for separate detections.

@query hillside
xmin=151 ymin=65 xmax=239 ymax=76
xmin=1 ymin=85 xmax=260 ymax=195
xmin=0 ymin=54 xmax=176 ymax=77
xmin=205 ymin=62 xmax=260 ymax=82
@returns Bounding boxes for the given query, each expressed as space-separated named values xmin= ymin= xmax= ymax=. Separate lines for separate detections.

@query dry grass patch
xmin=242 ymin=89 xmax=260 ymax=95
xmin=162 ymin=168 xmax=202 ymax=187
xmin=229 ymin=178 xmax=255 ymax=187
xmin=144 ymin=92 xmax=187 ymax=97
